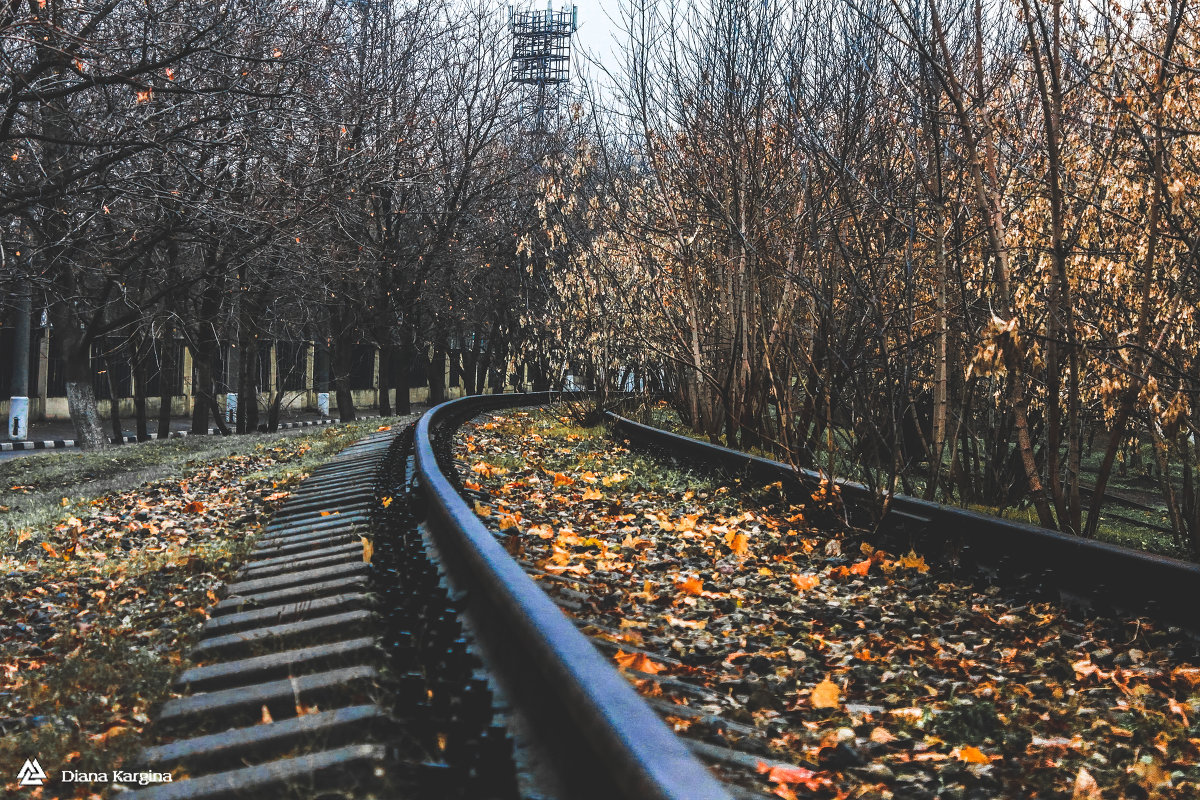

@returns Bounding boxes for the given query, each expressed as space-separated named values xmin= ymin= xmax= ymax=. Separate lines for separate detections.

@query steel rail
xmin=413 ymin=393 xmax=733 ymax=800
xmin=608 ymin=413 xmax=1200 ymax=634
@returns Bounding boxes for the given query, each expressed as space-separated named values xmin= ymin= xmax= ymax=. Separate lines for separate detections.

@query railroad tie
xmin=126 ymin=431 xmax=398 ymax=799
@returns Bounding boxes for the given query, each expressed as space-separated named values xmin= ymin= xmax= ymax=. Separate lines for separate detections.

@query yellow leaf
xmin=898 ymin=550 xmax=929 ymax=573
xmin=581 ymin=487 xmax=603 ymax=501
xmin=380 ymin=496 xmax=393 ymax=508
xmin=473 ymin=501 xmax=492 ymax=517
xmin=361 ymin=537 xmax=373 ymax=564
xmin=498 ymin=513 xmax=521 ymax=532
xmin=810 ymin=677 xmax=840 ymax=708
xmin=954 ymin=746 xmax=991 ymax=764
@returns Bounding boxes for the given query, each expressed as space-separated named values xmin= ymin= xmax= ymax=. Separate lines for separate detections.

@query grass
xmin=0 ymin=426 xmax=382 ymax=547
xmin=0 ymin=417 xmax=408 ymax=797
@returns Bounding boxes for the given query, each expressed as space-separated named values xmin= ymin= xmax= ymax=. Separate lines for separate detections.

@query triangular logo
xmin=17 ymin=758 xmax=46 ymax=786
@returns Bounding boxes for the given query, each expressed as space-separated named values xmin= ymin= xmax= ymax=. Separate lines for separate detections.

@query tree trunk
xmin=428 ymin=344 xmax=446 ymax=404
xmin=332 ymin=334 xmax=357 ymax=421
xmin=394 ymin=337 xmax=413 ymax=415
xmin=378 ymin=344 xmax=392 ymax=416
xmin=61 ymin=337 xmax=109 ymax=450
xmin=159 ymin=341 xmax=175 ymax=438
xmin=133 ymin=337 xmax=149 ymax=441
xmin=105 ymin=353 xmax=123 ymax=445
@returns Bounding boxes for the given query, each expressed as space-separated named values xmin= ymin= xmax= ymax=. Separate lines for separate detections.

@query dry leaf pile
xmin=456 ymin=409 xmax=1200 ymax=800
xmin=0 ymin=440 xmax=316 ymax=796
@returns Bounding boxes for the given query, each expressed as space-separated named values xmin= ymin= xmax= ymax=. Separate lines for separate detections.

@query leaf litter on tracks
xmin=456 ymin=408 xmax=1200 ymax=800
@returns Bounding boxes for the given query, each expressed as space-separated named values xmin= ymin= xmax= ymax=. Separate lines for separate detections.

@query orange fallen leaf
xmin=848 ymin=558 xmax=872 ymax=576
xmin=678 ymin=577 xmax=704 ymax=596
xmin=90 ymin=725 xmax=128 ymax=743
xmin=498 ymin=513 xmax=521 ymax=532
xmin=361 ymin=537 xmax=373 ymax=564
xmin=726 ymin=531 xmax=749 ymax=556
xmin=581 ymin=487 xmax=603 ymax=501
xmin=1168 ymin=697 xmax=1189 ymax=726
xmin=380 ymin=496 xmax=393 ymax=508
xmin=41 ymin=542 xmax=59 ymax=559
xmin=613 ymin=650 xmax=665 ymax=674
xmin=553 ymin=472 xmax=575 ymax=486
xmin=869 ymin=726 xmax=897 ymax=744
xmin=1073 ymin=766 xmax=1101 ymax=800
xmin=474 ymin=501 xmax=492 ymax=517
xmin=183 ymin=500 xmax=205 ymax=513
xmin=376 ymin=425 xmax=391 ymax=431
xmin=954 ymin=746 xmax=991 ymax=764
xmin=790 ymin=573 xmax=819 ymax=592
xmin=810 ymin=677 xmax=840 ymax=708
xmin=261 ymin=705 xmax=273 ymax=724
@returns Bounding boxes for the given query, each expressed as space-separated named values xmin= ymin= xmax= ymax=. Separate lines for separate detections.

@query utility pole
xmin=8 ymin=283 xmax=31 ymax=440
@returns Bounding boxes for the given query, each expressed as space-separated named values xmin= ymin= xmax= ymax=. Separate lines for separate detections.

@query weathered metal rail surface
xmin=412 ymin=392 xmax=734 ymax=800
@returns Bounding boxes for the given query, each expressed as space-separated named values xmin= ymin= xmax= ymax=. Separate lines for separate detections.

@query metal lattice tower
xmin=509 ymin=2 xmax=577 ymax=135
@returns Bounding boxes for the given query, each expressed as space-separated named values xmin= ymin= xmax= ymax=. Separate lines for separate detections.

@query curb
xmin=0 ymin=416 xmax=380 ymax=451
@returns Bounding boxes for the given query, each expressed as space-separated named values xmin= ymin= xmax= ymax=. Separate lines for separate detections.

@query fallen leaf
xmin=869 ymin=726 xmax=897 ymax=744
xmin=898 ymin=550 xmax=929 ymax=572
xmin=261 ymin=705 xmax=273 ymax=724
xmin=614 ymin=650 xmax=665 ymax=674
xmin=581 ymin=487 xmax=603 ymax=501
xmin=1073 ymin=766 xmax=1101 ymax=800
xmin=183 ymin=500 xmax=205 ymax=513
xmin=380 ymin=496 xmax=393 ymax=508
xmin=361 ymin=537 xmax=373 ymax=564
xmin=954 ymin=746 xmax=991 ymax=764
xmin=678 ymin=577 xmax=704 ymax=596
xmin=790 ymin=573 xmax=819 ymax=592
xmin=810 ymin=677 xmax=840 ymax=708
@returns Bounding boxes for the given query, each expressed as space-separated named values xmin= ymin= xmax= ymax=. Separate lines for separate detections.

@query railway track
xmin=436 ymin=396 xmax=1200 ymax=799
xmin=125 ymin=394 xmax=1199 ymax=799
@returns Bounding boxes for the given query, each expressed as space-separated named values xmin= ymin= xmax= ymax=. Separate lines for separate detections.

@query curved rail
xmin=413 ymin=393 xmax=733 ymax=800
xmin=608 ymin=413 xmax=1200 ymax=634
